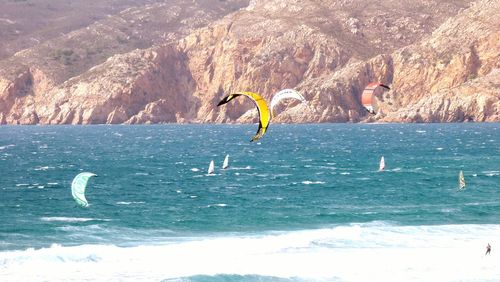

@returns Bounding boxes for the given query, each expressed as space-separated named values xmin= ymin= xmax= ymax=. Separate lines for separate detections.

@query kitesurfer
xmin=486 ymin=243 xmax=491 ymax=255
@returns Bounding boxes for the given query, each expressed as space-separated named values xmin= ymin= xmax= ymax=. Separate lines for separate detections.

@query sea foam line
xmin=40 ymin=217 xmax=109 ymax=223
xmin=1 ymin=223 xmax=499 ymax=281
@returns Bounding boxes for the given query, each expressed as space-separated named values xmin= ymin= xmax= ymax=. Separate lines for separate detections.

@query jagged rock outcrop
xmin=380 ymin=0 xmax=500 ymax=122
xmin=0 ymin=0 xmax=498 ymax=125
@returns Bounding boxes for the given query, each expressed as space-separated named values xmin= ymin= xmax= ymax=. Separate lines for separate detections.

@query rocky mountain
xmin=0 ymin=0 xmax=498 ymax=125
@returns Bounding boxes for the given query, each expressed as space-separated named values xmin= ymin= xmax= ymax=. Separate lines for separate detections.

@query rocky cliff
xmin=0 ymin=0 xmax=498 ymax=125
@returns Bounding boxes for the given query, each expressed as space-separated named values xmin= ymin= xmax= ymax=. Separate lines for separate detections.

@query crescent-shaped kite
xmin=71 ymin=172 xmax=97 ymax=207
xmin=217 ymin=92 xmax=271 ymax=142
xmin=361 ymin=82 xmax=391 ymax=114
xmin=270 ymin=89 xmax=308 ymax=118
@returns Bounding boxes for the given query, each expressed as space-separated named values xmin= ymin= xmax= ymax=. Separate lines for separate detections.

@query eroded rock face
xmin=0 ymin=0 xmax=498 ymax=125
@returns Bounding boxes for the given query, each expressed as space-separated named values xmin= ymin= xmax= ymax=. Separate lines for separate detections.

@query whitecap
xmin=231 ymin=166 xmax=252 ymax=170
xmin=40 ymin=217 xmax=101 ymax=222
xmin=0 ymin=144 xmax=15 ymax=150
xmin=272 ymin=174 xmax=292 ymax=177
xmin=208 ymin=204 xmax=227 ymax=208
xmin=436 ymin=147 xmax=444 ymax=151
xmin=34 ymin=166 xmax=53 ymax=171
xmin=340 ymin=172 xmax=350 ymax=175
xmin=190 ymin=168 xmax=199 ymax=172
xmin=441 ymin=208 xmax=459 ymax=213
xmin=302 ymin=181 xmax=326 ymax=185
xmin=482 ymin=171 xmax=499 ymax=177
xmin=116 ymin=201 xmax=145 ymax=205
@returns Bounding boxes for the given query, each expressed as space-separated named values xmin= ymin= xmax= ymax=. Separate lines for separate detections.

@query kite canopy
xmin=71 ymin=172 xmax=97 ymax=207
xmin=217 ymin=91 xmax=271 ymax=142
xmin=361 ymin=82 xmax=391 ymax=114
xmin=270 ymin=89 xmax=308 ymax=118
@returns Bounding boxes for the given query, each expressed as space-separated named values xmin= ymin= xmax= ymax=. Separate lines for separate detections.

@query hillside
xmin=0 ymin=0 xmax=498 ymax=125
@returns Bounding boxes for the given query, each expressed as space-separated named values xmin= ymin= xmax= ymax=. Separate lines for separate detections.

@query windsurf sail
xmin=379 ymin=156 xmax=385 ymax=171
xmin=71 ymin=172 xmax=97 ymax=207
xmin=459 ymin=170 xmax=466 ymax=190
xmin=208 ymin=160 xmax=215 ymax=175
xmin=222 ymin=154 xmax=229 ymax=169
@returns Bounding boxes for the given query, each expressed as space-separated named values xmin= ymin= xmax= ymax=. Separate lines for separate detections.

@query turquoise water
xmin=0 ymin=124 xmax=499 ymax=281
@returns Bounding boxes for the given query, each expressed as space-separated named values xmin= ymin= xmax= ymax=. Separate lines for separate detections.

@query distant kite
xmin=270 ymin=89 xmax=308 ymax=118
xmin=361 ymin=82 xmax=391 ymax=114
xmin=217 ymin=92 xmax=271 ymax=142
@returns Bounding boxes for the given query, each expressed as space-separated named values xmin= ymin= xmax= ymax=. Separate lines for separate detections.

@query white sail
xmin=379 ymin=156 xmax=385 ymax=171
xmin=459 ymin=170 xmax=466 ymax=190
xmin=208 ymin=160 xmax=215 ymax=175
xmin=222 ymin=154 xmax=229 ymax=169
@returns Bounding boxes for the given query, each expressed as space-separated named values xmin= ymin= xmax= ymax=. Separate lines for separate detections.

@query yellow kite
xmin=217 ymin=92 xmax=271 ymax=142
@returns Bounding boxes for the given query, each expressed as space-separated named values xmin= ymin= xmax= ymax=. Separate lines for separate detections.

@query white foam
xmin=2 ymin=224 xmax=500 ymax=281
xmin=231 ymin=166 xmax=252 ymax=170
xmin=116 ymin=202 xmax=145 ymax=205
xmin=208 ymin=204 xmax=227 ymax=208
xmin=190 ymin=168 xmax=199 ymax=172
xmin=40 ymin=217 xmax=107 ymax=223
xmin=0 ymin=144 xmax=15 ymax=150
xmin=34 ymin=166 xmax=54 ymax=171
xmin=482 ymin=171 xmax=499 ymax=177
xmin=301 ymin=181 xmax=326 ymax=185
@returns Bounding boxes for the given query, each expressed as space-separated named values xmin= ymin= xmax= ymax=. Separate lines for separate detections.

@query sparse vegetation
xmin=51 ymin=48 xmax=79 ymax=65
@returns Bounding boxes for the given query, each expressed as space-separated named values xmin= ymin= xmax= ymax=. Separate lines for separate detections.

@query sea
xmin=0 ymin=123 xmax=499 ymax=281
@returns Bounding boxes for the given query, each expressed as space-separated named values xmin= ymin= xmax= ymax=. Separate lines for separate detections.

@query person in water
xmin=486 ymin=243 xmax=491 ymax=255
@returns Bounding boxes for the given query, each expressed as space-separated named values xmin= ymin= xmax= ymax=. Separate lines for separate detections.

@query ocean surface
xmin=0 ymin=123 xmax=499 ymax=281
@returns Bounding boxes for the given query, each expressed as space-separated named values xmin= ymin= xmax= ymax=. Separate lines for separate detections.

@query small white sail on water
xmin=459 ymin=170 xmax=466 ymax=190
xmin=208 ymin=160 xmax=215 ymax=175
xmin=222 ymin=154 xmax=229 ymax=169
xmin=379 ymin=156 xmax=385 ymax=171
